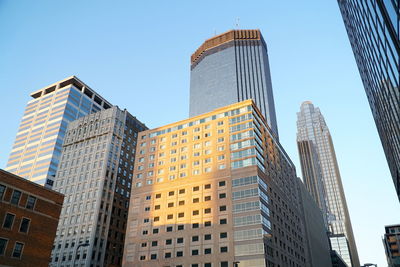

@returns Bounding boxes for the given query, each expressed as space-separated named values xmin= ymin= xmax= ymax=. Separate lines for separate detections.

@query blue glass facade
xmin=5 ymin=77 xmax=112 ymax=188
xmin=189 ymin=29 xmax=279 ymax=139
xmin=338 ymin=0 xmax=400 ymax=202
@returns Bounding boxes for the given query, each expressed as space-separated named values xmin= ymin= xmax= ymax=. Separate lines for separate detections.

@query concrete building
xmin=49 ymin=106 xmax=146 ymax=267
xmin=296 ymin=101 xmax=359 ymax=267
xmin=338 ymin=0 xmax=400 ymax=202
xmin=383 ymin=224 xmax=400 ymax=267
xmin=123 ymin=100 xmax=307 ymax=267
xmin=296 ymin=178 xmax=332 ymax=267
xmin=0 ymin=169 xmax=64 ymax=266
xmin=189 ymin=29 xmax=279 ymax=138
xmin=5 ymin=76 xmax=112 ymax=188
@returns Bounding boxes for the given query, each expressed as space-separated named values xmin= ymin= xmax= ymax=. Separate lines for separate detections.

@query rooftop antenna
xmin=235 ymin=18 xmax=240 ymax=29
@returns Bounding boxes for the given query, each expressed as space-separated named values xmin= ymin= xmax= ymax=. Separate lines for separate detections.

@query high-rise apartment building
xmin=189 ymin=29 xmax=279 ymax=138
xmin=123 ymin=100 xmax=307 ymax=267
xmin=49 ymin=106 xmax=146 ymax=267
xmin=383 ymin=224 xmax=400 ymax=267
xmin=337 ymin=0 xmax=400 ymax=201
xmin=296 ymin=101 xmax=359 ymax=267
xmin=5 ymin=76 xmax=112 ymax=188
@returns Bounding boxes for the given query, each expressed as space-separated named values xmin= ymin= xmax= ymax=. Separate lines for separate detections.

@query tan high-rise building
xmin=123 ymin=100 xmax=307 ymax=267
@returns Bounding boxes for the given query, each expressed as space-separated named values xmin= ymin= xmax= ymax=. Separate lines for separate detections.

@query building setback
xmin=5 ymin=76 xmax=112 ymax=188
xmin=49 ymin=106 xmax=146 ymax=267
xmin=337 ymin=0 xmax=400 ymax=202
xmin=383 ymin=224 xmax=400 ymax=267
xmin=123 ymin=100 xmax=307 ymax=267
xmin=189 ymin=29 xmax=279 ymax=139
xmin=0 ymin=169 xmax=64 ymax=266
xmin=296 ymin=101 xmax=359 ymax=267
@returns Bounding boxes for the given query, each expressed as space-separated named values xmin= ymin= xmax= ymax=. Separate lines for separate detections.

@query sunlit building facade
xmin=190 ymin=29 xmax=279 ymax=139
xmin=383 ymin=224 xmax=400 ymax=267
xmin=123 ymin=100 xmax=307 ymax=267
xmin=296 ymin=101 xmax=359 ymax=267
xmin=5 ymin=76 xmax=112 ymax=188
xmin=50 ymin=106 xmax=146 ymax=267
xmin=338 ymin=0 xmax=400 ymax=202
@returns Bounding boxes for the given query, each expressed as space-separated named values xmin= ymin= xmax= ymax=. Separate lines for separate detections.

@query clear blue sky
xmin=0 ymin=1 xmax=399 ymax=266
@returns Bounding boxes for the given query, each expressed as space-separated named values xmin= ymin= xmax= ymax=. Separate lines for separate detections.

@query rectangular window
xmin=0 ymin=185 xmax=6 ymax=200
xmin=12 ymin=242 xmax=24 ymax=258
xmin=19 ymin=218 xmax=30 ymax=233
xmin=3 ymin=213 xmax=15 ymax=229
xmin=0 ymin=238 xmax=7 ymax=256
xmin=10 ymin=190 xmax=22 ymax=205
xmin=26 ymin=196 xmax=37 ymax=210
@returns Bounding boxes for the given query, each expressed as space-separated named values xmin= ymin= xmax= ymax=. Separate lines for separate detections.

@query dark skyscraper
xmin=337 ymin=0 xmax=400 ymax=201
xmin=189 ymin=29 xmax=279 ymax=138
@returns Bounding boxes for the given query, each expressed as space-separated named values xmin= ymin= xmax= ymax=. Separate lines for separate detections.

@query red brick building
xmin=0 ymin=169 xmax=63 ymax=267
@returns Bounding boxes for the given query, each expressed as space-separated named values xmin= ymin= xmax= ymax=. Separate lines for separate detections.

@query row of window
xmin=141 ymin=219 xmax=228 ymax=235
xmin=143 ymin=206 xmax=227 ymax=223
xmin=0 ymin=238 xmax=24 ymax=259
xmin=0 ymin=185 xmax=37 ymax=210
xmin=139 ymin=246 xmax=229 ymax=260
xmin=2 ymin=213 xmax=31 ymax=233
xmin=141 ymin=232 xmax=228 ymax=248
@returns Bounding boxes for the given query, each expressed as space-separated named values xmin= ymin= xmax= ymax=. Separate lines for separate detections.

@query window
xmin=153 ymin=228 xmax=159 ymax=233
xmin=220 ymin=206 xmax=227 ymax=212
xmin=178 ymin=200 xmax=185 ymax=206
xmin=177 ymin=238 xmax=184 ymax=244
xmin=192 ymin=223 xmax=199 ymax=228
xmin=166 ymin=226 xmax=173 ymax=232
xmin=220 ymin=232 xmax=227 ymax=238
xmin=142 ymin=230 xmax=148 ymax=235
xmin=144 ymin=218 xmax=149 ymax=223
xmin=205 ymin=221 xmax=211 ymax=227
xmin=155 ymin=205 xmax=160 ymax=210
xmin=165 ymin=252 xmax=171 ymax=258
xmin=193 ymin=198 xmax=199 ymax=203
xmin=0 ymin=238 xmax=7 ymax=256
xmin=204 ymin=184 xmax=211 ymax=189
xmin=177 ymin=225 xmax=184 ymax=230
xmin=19 ymin=218 xmax=30 ymax=233
xmin=26 ymin=196 xmax=36 ymax=210
xmin=220 ymin=246 xmax=228 ymax=253
xmin=179 ymin=189 xmax=185 ymax=194
xmin=219 ymin=193 xmax=226 ymax=199
xmin=12 ymin=242 xmax=24 ymax=258
xmin=178 ymin=212 xmax=184 ymax=218
xmin=204 ymin=208 xmax=211 ymax=214
xmin=219 ymin=181 xmax=226 ymax=187
xmin=145 ymin=207 xmax=150 ymax=211
xmin=145 ymin=195 xmax=151 ymax=200
xmin=10 ymin=190 xmax=21 ymax=205
xmin=193 ymin=186 xmax=199 ymax=192
xmin=3 ymin=213 xmax=15 ymax=229
xmin=168 ymin=202 xmax=174 ymax=208
xmin=221 ymin=262 xmax=228 ymax=267
xmin=166 ymin=239 xmax=172 ymax=245
xmin=192 ymin=249 xmax=199 ymax=255
xmin=192 ymin=236 xmax=199 ymax=242
xmin=167 ymin=214 xmax=173 ymax=220
xmin=140 ymin=255 xmax=146 ymax=261
xmin=155 ymin=193 xmax=161 ymax=199
xmin=176 ymin=251 xmax=183 ymax=257
xmin=205 ymin=263 xmax=212 ymax=267
xmin=141 ymin=242 xmax=147 ymax=247
xmin=204 ymin=234 xmax=211 ymax=240
xmin=0 ymin=185 xmax=6 ymax=200
xmin=192 ymin=210 xmax=199 ymax=216
xmin=204 ymin=248 xmax=212 ymax=254
xmin=168 ymin=191 xmax=174 ymax=196
xmin=220 ymin=218 xmax=227 ymax=224
xmin=204 ymin=196 xmax=211 ymax=201
xmin=151 ymin=241 xmax=158 ymax=247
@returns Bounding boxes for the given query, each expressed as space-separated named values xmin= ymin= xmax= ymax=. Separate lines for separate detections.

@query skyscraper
xmin=123 ymin=100 xmax=307 ymax=267
xmin=337 ymin=0 xmax=400 ymax=202
xmin=297 ymin=101 xmax=359 ymax=267
xmin=189 ymin=29 xmax=279 ymax=138
xmin=5 ymin=76 xmax=112 ymax=188
xmin=50 ymin=106 xmax=146 ymax=267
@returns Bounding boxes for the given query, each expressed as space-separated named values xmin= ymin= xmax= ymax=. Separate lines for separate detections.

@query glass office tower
xmin=297 ymin=101 xmax=359 ymax=267
xmin=189 ymin=29 xmax=279 ymax=139
xmin=338 ymin=0 xmax=400 ymax=202
xmin=5 ymin=76 xmax=112 ymax=188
